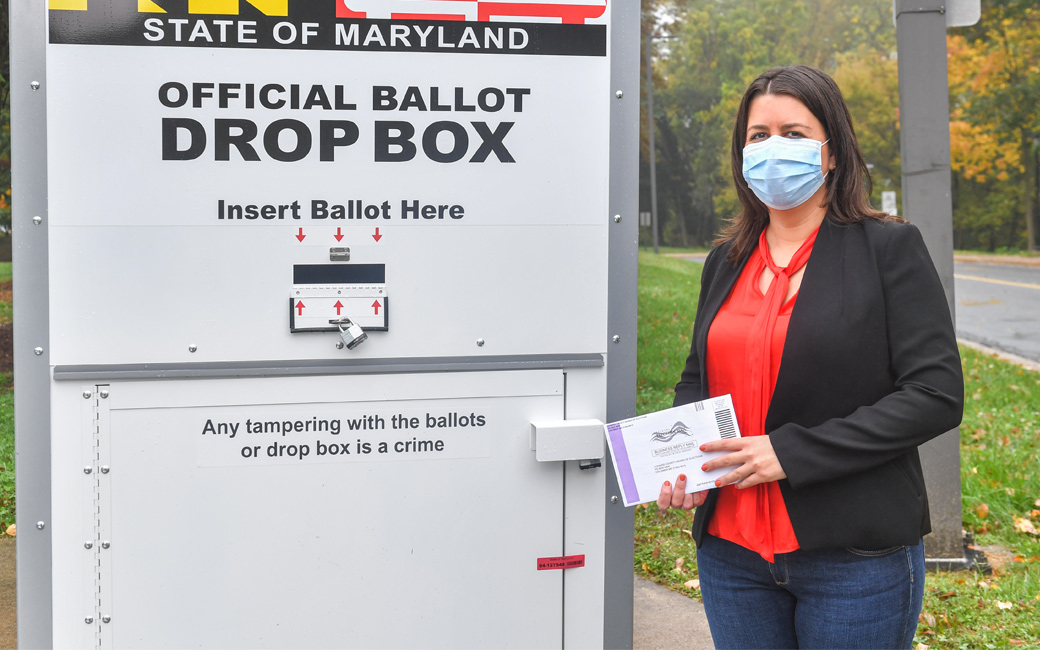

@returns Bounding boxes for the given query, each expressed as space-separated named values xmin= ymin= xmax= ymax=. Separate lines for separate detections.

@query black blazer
xmin=674 ymin=217 xmax=964 ymax=551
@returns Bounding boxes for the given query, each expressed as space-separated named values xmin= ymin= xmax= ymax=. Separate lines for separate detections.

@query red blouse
xmin=705 ymin=230 xmax=818 ymax=562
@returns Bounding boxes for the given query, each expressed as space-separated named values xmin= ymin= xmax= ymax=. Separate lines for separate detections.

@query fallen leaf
xmin=996 ymin=600 xmax=1013 ymax=610
xmin=937 ymin=591 xmax=957 ymax=600
xmin=3 ymin=524 xmax=14 ymax=537
xmin=651 ymin=547 xmax=660 ymax=558
xmin=976 ymin=503 xmax=990 ymax=519
xmin=1006 ymin=487 xmax=1017 ymax=496
xmin=684 ymin=579 xmax=700 ymax=589
xmin=1009 ymin=640 xmax=1025 ymax=646
xmin=1013 ymin=516 xmax=1040 ymax=536
xmin=919 ymin=611 xmax=936 ymax=627
xmin=915 ymin=643 xmax=930 ymax=650
xmin=674 ymin=557 xmax=684 ymax=571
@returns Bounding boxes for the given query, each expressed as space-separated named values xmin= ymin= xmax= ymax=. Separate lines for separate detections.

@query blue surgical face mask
xmin=742 ymin=135 xmax=830 ymax=210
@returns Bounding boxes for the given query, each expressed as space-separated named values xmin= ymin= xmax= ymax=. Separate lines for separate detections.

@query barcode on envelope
xmin=715 ymin=409 xmax=737 ymax=439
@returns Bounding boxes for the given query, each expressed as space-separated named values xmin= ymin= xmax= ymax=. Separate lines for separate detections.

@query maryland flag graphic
xmin=335 ymin=0 xmax=607 ymax=24
xmin=48 ymin=0 xmax=608 ymax=55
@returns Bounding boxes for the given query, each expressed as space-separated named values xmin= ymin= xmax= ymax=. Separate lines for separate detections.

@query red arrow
xmin=334 ymin=300 xmax=344 ymax=315
xmin=295 ymin=301 xmax=306 ymax=316
xmin=372 ymin=227 xmax=383 ymax=242
xmin=334 ymin=228 xmax=344 ymax=242
xmin=296 ymin=228 xmax=306 ymax=242
xmin=372 ymin=300 xmax=382 ymax=315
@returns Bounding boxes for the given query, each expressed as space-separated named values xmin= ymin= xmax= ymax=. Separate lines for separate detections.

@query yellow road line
xmin=954 ymin=274 xmax=1040 ymax=290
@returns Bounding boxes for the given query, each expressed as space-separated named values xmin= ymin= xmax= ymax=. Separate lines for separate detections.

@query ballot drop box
xmin=11 ymin=0 xmax=639 ymax=648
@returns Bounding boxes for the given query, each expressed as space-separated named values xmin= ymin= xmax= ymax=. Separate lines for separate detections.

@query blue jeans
xmin=695 ymin=534 xmax=925 ymax=649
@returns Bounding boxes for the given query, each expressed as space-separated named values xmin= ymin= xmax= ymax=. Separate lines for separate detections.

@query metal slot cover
xmin=290 ymin=264 xmax=388 ymax=333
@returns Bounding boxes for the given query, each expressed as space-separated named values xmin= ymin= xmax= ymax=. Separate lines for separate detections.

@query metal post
xmin=645 ymin=33 xmax=660 ymax=254
xmin=895 ymin=0 xmax=968 ymax=567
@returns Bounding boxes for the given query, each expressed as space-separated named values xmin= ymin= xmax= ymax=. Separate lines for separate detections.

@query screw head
xmin=102 ymin=616 xmax=111 ymax=624
xmin=31 ymin=81 xmax=41 ymax=91
xmin=612 ymin=335 xmax=621 ymax=344
xmin=33 ymin=215 xmax=42 ymax=225
xmin=100 ymin=466 xmax=110 ymax=474
xmin=83 ymin=466 xmax=93 ymax=475
xmin=84 ymin=541 xmax=93 ymax=549
xmin=610 ymin=496 xmax=619 ymax=504
xmin=83 ymin=391 xmax=92 ymax=399
xmin=34 ymin=347 xmax=44 ymax=356
xmin=476 ymin=338 xmax=485 ymax=347
xmin=613 ymin=215 xmax=622 ymax=223
xmin=335 ymin=341 xmax=345 ymax=349
xmin=101 ymin=541 xmax=111 ymax=549
xmin=99 ymin=389 xmax=109 ymax=399
xmin=188 ymin=344 xmax=198 ymax=353
xmin=85 ymin=617 xmax=94 ymax=625
xmin=615 ymin=90 xmax=623 ymax=98
xmin=36 ymin=521 xmax=46 ymax=530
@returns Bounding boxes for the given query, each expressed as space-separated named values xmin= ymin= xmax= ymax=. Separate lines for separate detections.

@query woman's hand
xmin=701 ymin=436 xmax=786 ymax=489
xmin=657 ymin=474 xmax=708 ymax=511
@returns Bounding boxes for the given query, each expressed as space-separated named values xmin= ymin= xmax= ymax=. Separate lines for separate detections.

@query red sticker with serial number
xmin=536 ymin=554 xmax=586 ymax=571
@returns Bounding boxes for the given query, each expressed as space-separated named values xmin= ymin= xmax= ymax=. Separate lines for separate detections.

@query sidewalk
xmin=633 ymin=575 xmax=714 ymax=649
xmin=954 ymin=253 xmax=1040 ymax=267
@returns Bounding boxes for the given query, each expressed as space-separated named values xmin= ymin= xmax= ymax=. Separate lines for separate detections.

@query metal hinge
xmin=85 ymin=385 xmax=112 ymax=649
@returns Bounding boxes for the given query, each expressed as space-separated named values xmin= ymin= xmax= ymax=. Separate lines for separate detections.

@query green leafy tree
xmin=947 ymin=1 xmax=1039 ymax=250
xmin=646 ymin=0 xmax=896 ymax=247
xmin=0 ymin=0 xmax=10 ymax=236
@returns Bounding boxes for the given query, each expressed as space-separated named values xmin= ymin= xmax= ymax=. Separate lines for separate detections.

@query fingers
xmin=658 ymin=475 xmax=703 ymax=511
xmin=670 ymin=474 xmax=689 ymax=508
xmin=656 ymin=480 xmax=673 ymax=511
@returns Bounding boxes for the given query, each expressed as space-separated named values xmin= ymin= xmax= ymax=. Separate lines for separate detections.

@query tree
xmin=1 ymin=0 xmax=10 ymax=236
xmin=644 ymin=0 xmax=896 ymax=248
xmin=947 ymin=2 xmax=1040 ymax=250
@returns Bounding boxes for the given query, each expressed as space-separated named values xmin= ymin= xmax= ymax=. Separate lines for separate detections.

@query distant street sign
xmin=882 ymin=191 xmax=898 ymax=216
xmin=892 ymin=0 xmax=980 ymax=28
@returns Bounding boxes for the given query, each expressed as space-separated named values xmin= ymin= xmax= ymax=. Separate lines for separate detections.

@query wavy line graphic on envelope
xmin=649 ymin=422 xmax=692 ymax=443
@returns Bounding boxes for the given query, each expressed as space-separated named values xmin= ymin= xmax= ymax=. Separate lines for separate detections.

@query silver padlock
xmin=336 ymin=318 xmax=368 ymax=350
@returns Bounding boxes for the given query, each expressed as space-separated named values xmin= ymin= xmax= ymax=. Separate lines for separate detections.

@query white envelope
xmin=603 ymin=395 xmax=741 ymax=507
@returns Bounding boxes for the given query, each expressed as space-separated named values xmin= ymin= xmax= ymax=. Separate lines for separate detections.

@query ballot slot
xmin=290 ymin=263 xmax=388 ymax=332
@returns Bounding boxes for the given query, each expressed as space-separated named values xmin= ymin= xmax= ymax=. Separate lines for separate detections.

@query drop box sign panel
xmin=45 ymin=0 xmax=611 ymax=366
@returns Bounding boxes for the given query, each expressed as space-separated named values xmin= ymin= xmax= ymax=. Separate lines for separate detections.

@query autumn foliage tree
xmin=641 ymin=0 xmax=1037 ymax=252
xmin=947 ymin=1 xmax=1039 ymax=251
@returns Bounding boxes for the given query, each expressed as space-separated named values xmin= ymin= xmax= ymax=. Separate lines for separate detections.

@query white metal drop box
xmin=12 ymin=0 xmax=639 ymax=648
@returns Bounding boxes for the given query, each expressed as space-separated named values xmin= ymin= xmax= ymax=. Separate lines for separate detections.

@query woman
xmin=657 ymin=65 xmax=963 ymax=649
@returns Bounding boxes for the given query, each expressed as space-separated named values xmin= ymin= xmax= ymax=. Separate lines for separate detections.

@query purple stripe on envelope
xmin=607 ymin=423 xmax=640 ymax=504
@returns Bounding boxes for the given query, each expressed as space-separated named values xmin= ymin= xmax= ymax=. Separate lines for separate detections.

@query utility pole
xmin=645 ymin=32 xmax=660 ymax=255
xmin=894 ymin=0 xmax=979 ymax=569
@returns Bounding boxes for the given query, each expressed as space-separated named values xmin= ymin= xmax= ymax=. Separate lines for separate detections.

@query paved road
xmin=954 ymin=261 xmax=1040 ymax=365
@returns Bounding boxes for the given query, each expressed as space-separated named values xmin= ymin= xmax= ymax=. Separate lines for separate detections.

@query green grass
xmin=0 ymin=372 xmax=12 ymax=534
xmin=636 ymin=251 xmax=702 ymax=415
xmin=634 ymin=252 xmax=1040 ymax=648
xmin=0 ymin=261 xmax=10 ymax=323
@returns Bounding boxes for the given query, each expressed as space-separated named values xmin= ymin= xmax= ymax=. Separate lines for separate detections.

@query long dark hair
xmin=719 ymin=65 xmax=902 ymax=263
